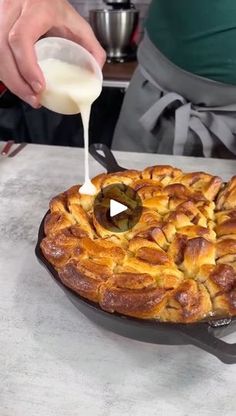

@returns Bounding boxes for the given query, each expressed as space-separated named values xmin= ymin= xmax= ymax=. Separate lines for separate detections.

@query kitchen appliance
xmin=35 ymin=143 xmax=236 ymax=364
xmin=89 ymin=0 xmax=139 ymax=63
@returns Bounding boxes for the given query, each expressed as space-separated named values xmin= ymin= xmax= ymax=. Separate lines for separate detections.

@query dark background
xmin=0 ymin=88 xmax=124 ymax=148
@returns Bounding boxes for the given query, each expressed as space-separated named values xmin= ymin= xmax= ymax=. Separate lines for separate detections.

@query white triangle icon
xmin=110 ymin=199 xmax=128 ymax=218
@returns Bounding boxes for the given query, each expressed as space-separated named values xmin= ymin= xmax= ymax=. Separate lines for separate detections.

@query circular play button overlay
xmin=94 ymin=183 xmax=143 ymax=233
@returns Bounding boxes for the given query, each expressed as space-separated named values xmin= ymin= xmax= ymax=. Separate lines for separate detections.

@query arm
xmin=0 ymin=0 xmax=106 ymax=108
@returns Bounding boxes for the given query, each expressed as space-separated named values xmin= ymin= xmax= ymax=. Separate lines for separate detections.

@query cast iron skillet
xmin=35 ymin=143 xmax=236 ymax=364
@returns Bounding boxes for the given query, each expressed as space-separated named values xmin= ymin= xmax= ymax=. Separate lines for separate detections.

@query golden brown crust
xmin=216 ymin=176 xmax=236 ymax=210
xmin=40 ymin=164 xmax=236 ymax=323
xmin=162 ymin=280 xmax=212 ymax=323
xmin=99 ymin=281 xmax=167 ymax=318
xmin=40 ymin=228 xmax=80 ymax=268
xmin=59 ymin=259 xmax=110 ymax=302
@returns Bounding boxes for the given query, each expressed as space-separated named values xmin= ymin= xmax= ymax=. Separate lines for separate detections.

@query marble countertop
xmin=0 ymin=143 xmax=236 ymax=416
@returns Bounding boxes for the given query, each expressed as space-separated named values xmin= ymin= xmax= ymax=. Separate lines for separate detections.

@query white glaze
xmin=39 ymin=58 xmax=101 ymax=195
xmin=79 ymin=104 xmax=97 ymax=196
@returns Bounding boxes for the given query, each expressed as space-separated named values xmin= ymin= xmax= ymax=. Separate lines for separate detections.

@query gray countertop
xmin=0 ymin=143 xmax=236 ymax=416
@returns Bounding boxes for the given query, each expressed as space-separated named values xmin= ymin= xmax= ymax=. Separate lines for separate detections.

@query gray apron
xmin=112 ymin=33 xmax=236 ymax=159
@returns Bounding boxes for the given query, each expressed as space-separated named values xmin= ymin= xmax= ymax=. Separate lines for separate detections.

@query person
xmin=0 ymin=0 xmax=106 ymax=145
xmin=112 ymin=0 xmax=236 ymax=159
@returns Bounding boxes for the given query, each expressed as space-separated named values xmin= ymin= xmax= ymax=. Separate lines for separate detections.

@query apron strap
xmin=199 ymin=111 xmax=236 ymax=155
xmin=140 ymin=92 xmax=185 ymax=132
xmin=139 ymin=65 xmax=236 ymax=156
xmin=189 ymin=116 xmax=214 ymax=157
xmin=174 ymin=103 xmax=191 ymax=155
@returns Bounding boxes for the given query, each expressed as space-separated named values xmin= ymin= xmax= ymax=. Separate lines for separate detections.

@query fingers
xmin=66 ymin=11 xmax=106 ymax=68
xmin=0 ymin=42 xmax=39 ymax=107
xmin=81 ymin=26 xmax=106 ymax=68
xmin=84 ymin=28 xmax=106 ymax=68
xmin=8 ymin=3 xmax=52 ymax=95
xmin=0 ymin=0 xmax=39 ymax=106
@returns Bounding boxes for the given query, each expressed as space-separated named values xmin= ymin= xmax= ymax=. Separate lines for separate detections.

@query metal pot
xmin=89 ymin=9 xmax=139 ymax=60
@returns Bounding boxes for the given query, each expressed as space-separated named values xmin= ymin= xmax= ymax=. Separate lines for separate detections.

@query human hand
xmin=0 ymin=0 xmax=106 ymax=108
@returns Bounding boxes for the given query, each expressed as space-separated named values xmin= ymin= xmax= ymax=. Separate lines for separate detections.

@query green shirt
xmin=146 ymin=0 xmax=236 ymax=85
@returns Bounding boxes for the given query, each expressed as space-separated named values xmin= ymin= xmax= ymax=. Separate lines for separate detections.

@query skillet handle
xmin=89 ymin=143 xmax=125 ymax=173
xmin=179 ymin=324 xmax=236 ymax=364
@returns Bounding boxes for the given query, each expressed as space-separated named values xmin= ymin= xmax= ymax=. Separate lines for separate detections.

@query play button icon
xmin=110 ymin=199 xmax=128 ymax=217
xmin=93 ymin=183 xmax=142 ymax=233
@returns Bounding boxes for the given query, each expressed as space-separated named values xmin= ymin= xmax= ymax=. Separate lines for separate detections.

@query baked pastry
xmin=40 ymin=166 xmax=236 ymax=323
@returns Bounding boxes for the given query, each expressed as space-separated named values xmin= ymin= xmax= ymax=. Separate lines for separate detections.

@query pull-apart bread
xmin=41 ymin=165 xmax=236 ymax=323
